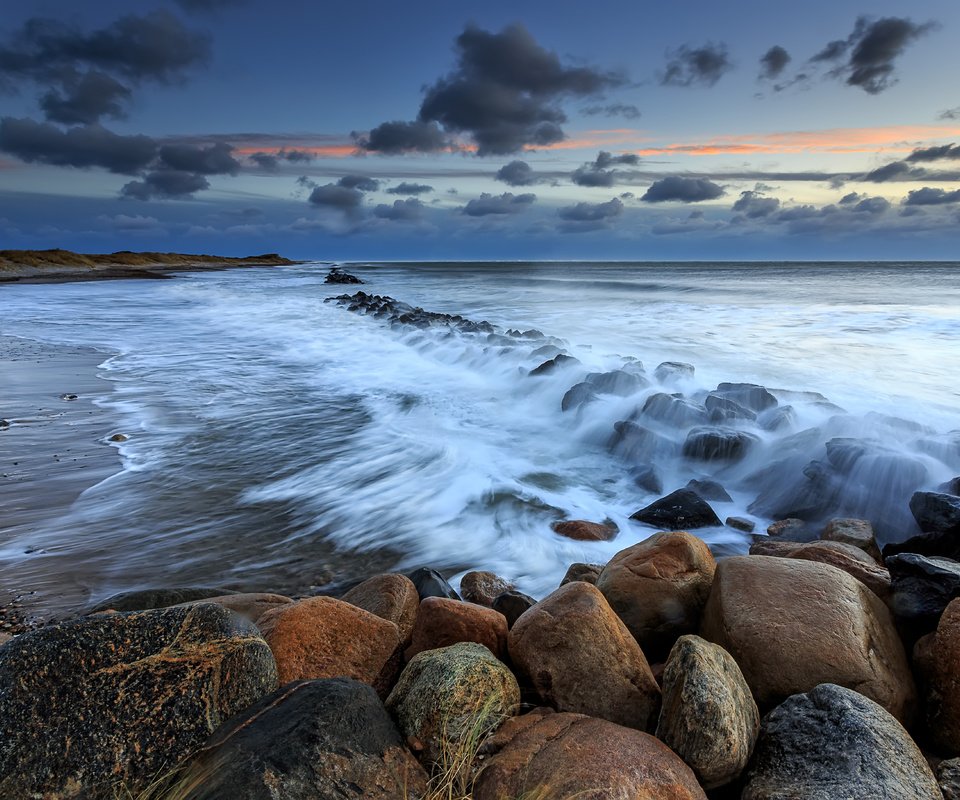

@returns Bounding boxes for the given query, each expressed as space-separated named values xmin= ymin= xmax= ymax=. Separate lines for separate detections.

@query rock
xmin=474 ymin=710 xmax=706 ymax=800
xmin=257 ymin=596 xmax=401 ymax=695
xmin=631 ymin=488 xmax=721 ymax=530
xmin=407 ymin=567 xmax=461 ymax=600
xmin=631 ymin=464 xmax=663 ymax=494
xmin=324 ymin=267 xmax=363 ymax=284
xmin=759 ymin=405 xmax=796 ymax=431
xmin=597 ymin=531 xmax=717 ymax=660
xmin=786 ymin=540 xmax=891 ymax=600
xmin=459 ymin=571 xmax=514 ymax=607
xmin=492 ymin=590 xmax=536 ymax=628
xmin=654 ymin=361 xmax=695 ymax=383
xmin=766 ymin=517 xmax=807 ymax=538
xmin=529 ymin=354 xmax=580 ymax=376
xmin=742 ymin=684 xmax=943 ymax=800
xmin=940 ymin=477 xmax=960 ymax=496
xmin=822 ymin=517 xmax=880 ymax=559
xmin=561 ymin=381 xmax=598 ymax=411
xmin=686 ymin=478 xmax=733 ymax=502
xmin=701 ymin=555 xmax=916 ymax=723
xmin=340 ymin=573 xmax=420 ymax=644
xmin=641 ymin=392 xmax=708 ymax=427
xmin=0 ymin=605 xmax=277 ymax=799
xmin=108 ymin=432 xmax=129 ymax=442
xmin=656 ymin=635 xmax=760 ymax=790
xmin=186 ymin=678 xmax=428 ymax=799
xmin=611 ymin=420 xmax=678 ymax=462
xmin=508 ymin=581 xmax=660 ymax=730
xmin=551 ymin=519 xmax=618 ymax=541
xmin=713 ymin=382 xmax=778 ymax=412
xmin=560 ymin=562 xmax=603 ymax=586
xmin=682 ymin=427 xmax=758 ymax=462
xmin=914 ymin=598 xmax=960 ymax=753
xmin=89 ymin=586 xmax=236 ymax=613
xmin=0 ymin=632 xmax=11 ymax=646
xmin=405 ymin=597 xmax=508 ymax=660
xmin=386 ymin=642 xmax=519 ymax=765
xmin=175 ymin=593 xmax=293 ymax=626
xmin=887 ymin=553 xmax=960 ymax=638
xmin=727 ymin=516 xmax=756 ymax=533
xmin=705 ymin=393 xmax=757 ymax=423
xmin=938 ymin=758 xmax=960 ymax=799
xmin=749 ymin=538 xmax=800 ymax=557
xmin=912 ymin=491 xmax=960 ymax=535
xmin=585 ymin=369 xmax=647 ymax=395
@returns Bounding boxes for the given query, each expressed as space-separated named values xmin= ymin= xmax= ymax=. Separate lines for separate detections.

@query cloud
xmin=732 ymin=190 xmax=780 ymax=217
xmin=862 ymin=160 xmax=927 ymax=182
xmin=940 ymin=107 xmax=960 ymax=121
xmin=759 ymin=46 xmax=791 ymax=80
xmin=158 ymin=141 xmax=240 ymax=175
xmin=641 ymin=177 xmax=725 ymax=203
xmin=839 ymin=191 xmax=863 ymax=205
xmin=812 ymin=16 xmax=937 ymax=94
xmin=360 ymin=23 xmax=624 ymax=156
xmin=852 ymin=196 xmax=891 ymax=213
xmin=386 ymin=182 xmax=433 ymax=195
xmin=661 ymin=43 xmax=732 ymax=87
xmin=248 ymin=149 xmax=313 ymax=170
xmin=121 ymin=169 xmax=209 ymax=200
xmin=595 ymin=151 xmax=640 ymax=168
xmin=905 ymin=143 xmax=960 ymax=162
xmin=461 ymin=192 xmax=536 ymax=216
xmin=495 ymin=160 xmax=539 ymax=186
xmin=38 ymin=70 xmax=132 ymax=125
xmin=337 ymin=174 xmax=380 ymax=191
xmin=307 ymin=183 xmax=365 ymax=212
xmin=100 ymin=213 xmax=161 ymax=230
xmin=0 ymin=117 xmax=157 ymax=174
xmin=558 ymin=197 xmax=623 ymax=221
xmin=581 ymin=103 xmax=641 ymax=120
xmin=903 ymin=187 xmax=960 ymax=205
xmin=571 ymin=150 xmax=641 ymax=187
xmin=373 ymin=198 xmax=425 ymax=221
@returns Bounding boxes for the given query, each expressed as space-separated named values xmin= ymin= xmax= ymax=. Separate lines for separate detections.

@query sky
xmin=1 ymin=0 xmax=959 ymax=260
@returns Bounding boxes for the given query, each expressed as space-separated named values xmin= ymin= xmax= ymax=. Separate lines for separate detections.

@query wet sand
xmin=0 ymin=336 xmax=121 ymax=628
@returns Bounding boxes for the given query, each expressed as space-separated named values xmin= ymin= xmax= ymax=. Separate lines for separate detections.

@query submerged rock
xmin=630 ymin=463 xmax=663 ymax=494
xmin=529 ymin=354 xmax=580 ymax=376
xmin=682 ymin=427 xmax=758 ymax=462
xmin=686 ymin=478 xmax=733 ymax=502
xmin=705 ymin=393 xmax=757 ymax=423
xmin=712 ymin=382 xmax=778 ymax=413
xmin=585 ymin=369 xmax=647 ymax=395
xmin=560 ymin=381 xmax=598 ymax=411
xmin=610 ymin=420 xmax=678 ymax=463
xmin=630 ymin=488 xmax=722 ymax=530
xmin=654 ymin=361 xmax=695 ymax=383
xmin=324 ymin=267 xmax=363 ymax=284
xmin=641 ymin=392 xmax=708 ymax=427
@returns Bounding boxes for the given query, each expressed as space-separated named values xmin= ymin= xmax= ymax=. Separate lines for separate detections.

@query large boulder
xmin=0 ymin=605 xmax=277 ymax=799
xmin=491 ymin=590 xmax=536 ymax=628
xmin=459 ymin=571 xmax=514 ymax=607
xmin=887 ymin=554 xmax=960 ymax=639
xmin=340 ymin=573 xmax=420 ymax=644
xmin=631 ymin=489 xmax=721 ymax=530
xmin=596 ymin=531 xmax=716 ymax=660
xmin=257 ymin=597 xmax=401 ymax=695
xmin=508 ymin=581 xmax=660 ymax=730
xmin=560 ymin=562 xmax=603 ymax=586
xmin=742 ymin=684 xmax=943 ymax=799
xmin=914 ymin=598 xmax=960 ymax=754
xmin=640 ymin=393 xmax=708 ymax=427
xmin=712 ymin=382 xmax=778 ymax=412
xmin=407 ymin=567 xmax=461 ymax=600
xmin=682 ymin=427 xmax=758 ymax=462
xmin=822 ymin=517 xmax=880 ymax=559
xmin=939 ymin=758 xmax=960 ymax=800
xmin=586 ymin=369 xmax=647 ymax=395
xmin=656 ymin=635 xmax=759 ymax=790
xmin=654 ymin=361 xmax=696 ymax=384
xmin=184 ymin=678 xmax=428 ymax=799
xmin=386 ymin=642 xmax=519 ymax=766
xmin=785 ymin=540 xmax=891 ymax=600
xmin=405 ymin=596 xmax=508 ymax=660
xmin=474 ymin=710 xmax=706 ymax=800
xmin=701 ymin=556 xmax=915 ymax=723
xmin=912 ymin=491 xmax=960 ymax=535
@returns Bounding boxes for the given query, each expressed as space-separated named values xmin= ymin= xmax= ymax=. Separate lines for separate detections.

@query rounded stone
xmin=340 ymin=573 xmax=420 ymax=644
xmin=913 ymin=597 xmax=960 ymax=753
xmin=459 ymin=571 xmax=514 ymax=607
xmin=405 ymin=596 xmax=509 ymax=660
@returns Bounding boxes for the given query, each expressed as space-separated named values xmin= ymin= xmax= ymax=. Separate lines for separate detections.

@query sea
xmin=1 ymin=261 xmax=959 ymax=608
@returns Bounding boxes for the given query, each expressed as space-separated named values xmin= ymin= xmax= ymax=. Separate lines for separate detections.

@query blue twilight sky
xmin=1 ymin=0 xmax=960 ymax=260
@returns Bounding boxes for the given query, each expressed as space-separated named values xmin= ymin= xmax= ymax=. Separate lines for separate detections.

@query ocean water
xmin=1 ymin=261 xmax=959 ymax=608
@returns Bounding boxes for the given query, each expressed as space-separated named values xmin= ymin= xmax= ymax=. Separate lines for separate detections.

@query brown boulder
xmin=340 ymin=573 xmax=419 ymax=644
xmin=175 ymin=592 xmax=293 ymax=625
xmin=560 ymin=562 xmax=603 ymax=586
xmin=459 ymin=570 xmax=514 ymax=607
xmin=257 ymin=597 xmax=400 ymax=696
xmin=701 ymin=556 xmax=915 ymax=723
xmin=405 ymin=596 xmax=508 ymax=660
xmin=597 ymin=531 xmax=716 ymax=659
xmin=748 ymin=538 xmax=801 ymax=557
xmin=786 ymin=540 xmax=891 ymax=600
xmin=474 ymin=710 xmax=706 ymax=800
xmin=508 ymin=581 xmax=660 ymax=730
xmin=914 ymin=597 xmax=960 ymax=753
xmin=552 ymin=519 xmax=618 ymax=541
xmin=822 ymin=517 xmax=881 ymax=559
xmin=767 ymin=518 xmax=805 ymax=538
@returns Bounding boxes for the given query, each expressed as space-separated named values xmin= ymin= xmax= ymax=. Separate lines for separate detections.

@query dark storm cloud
xmin=581 ymin=103 xmax=641 ymax=120
xmin=121 ymin=169 xmax=209 ymax=200
xmin=812 ymin=16 xmax=936 ymax=94
xmin=903 ymin=187 xmax=960 ymax=205
xmin=642 ymin=177 xmax=725 ymax=203
xmin=495 ymin=160 xmax=539 ymax=186
xmin=862 ymin=161 xmax=927 ymax=182
xmin=558 ymin=197 xmax=623 ymax=221
xmin=386 ymin=182 xmax=434 ymax=195
xmin=307 ymin=184 xmax=365 ymax=212
xmin=595 ymin=151 xmax=640 ymax=168
xmin=852 ymin=196 xmax=891 ymax=213
xmin=360 ymin=24 xmax=624 ymax=156
xmin=354 ymin=120 xmax=450 ymax=155
xmin=249 ymin=152 xmax=279 ymax=169
xmin=373 ymin=198 xmax=425 ymax=221
xmin=461 ymin=192 xmax=536 ymax=216
xmin=759 ymin=46 xmax=791 ymax=80
xmin=158 ymin=142 xmax=240 ymax=175
xmin=39 ymin=70 xmax=132 ymax=125
xmin=337 ymin=174 xmax=380 ymax=191
xmin=732 ymin=190 xmax=779 ymax=217
xmin=248 ymin=149 xmax=313 ymax=170
xmin=906 ymin=143 xmax=960 ymax=162
xmin=0 ymin=117 xmax=157 ymax=174
xmin=571 ymin=151 xmax=641 ymax=187
xmin=661 ymin=43 xmax=732 ymax=87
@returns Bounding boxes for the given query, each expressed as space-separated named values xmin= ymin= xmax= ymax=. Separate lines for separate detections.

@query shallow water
xmin=1 ymin=261 xmax=958 ymax=607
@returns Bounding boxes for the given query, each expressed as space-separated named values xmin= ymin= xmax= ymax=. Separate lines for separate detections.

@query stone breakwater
xmin=3 ymin=504 xmax=960 ymax=797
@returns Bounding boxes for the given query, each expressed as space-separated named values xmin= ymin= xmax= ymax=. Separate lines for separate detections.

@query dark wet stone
xmin=0 ymin=604 xmax=278 ymax=799
xmin=560 ymin=563 xmax=604 ymax=586
xmin=631 ymin=488 xmax=721 ymax=530
xmin=682 ymin=427 xmax=758 ymax=462
xmin=705 ymin=394 xmax=757 ymax=423
xmin=492 ymin=590 xmax=537 ymax=628
xmin=726 ymin=516 xmax=756 ymax=533
xmin=561 ymin=381 xmax=598 ymax=412
xmin=184 ymin=678 xmax=428 ymax=799
xmin=713 ymin=383 xmax=778 ymax=413
xmin=686 ymin=479 xmax=733 ymax=503
xmin=89 ymin=586 xmax=238 ymax=613
xmin=938 ymin=477 xmax=960 ymax=496
xmin=654 ymin=361 xmax=695 ymax=383
xmin=886 ymin=553 xmax=960 ymax=639
xmin=911 ymin=492 xmax=960 ymax=535
xmin=324 ymin=268 xmax=363 ymax=284
xmin=610 ymin=420 xmax=678 ymax=463
xmin=529 ymin=354 xmax=580 ymax=376
xmin=407 ymin=567 xmax=461 ymax=600
xmin=584 ymin=369 xmax=647 ymax=395
xmin=760 ymin=405 xmax=796 ymax=432
xmin=630 ymin=464 xmax=663 ymax=494
xmin=640 ymin=392 xmax=708 ymax=427
xmin=916 ymin=432 xmax=960 ymax=471
xmin=529 ymin=344 xmax=564 ymax=359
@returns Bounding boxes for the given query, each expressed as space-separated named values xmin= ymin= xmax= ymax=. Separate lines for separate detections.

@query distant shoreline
xmin=0 ymin=249 xmax=301 ymax=285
